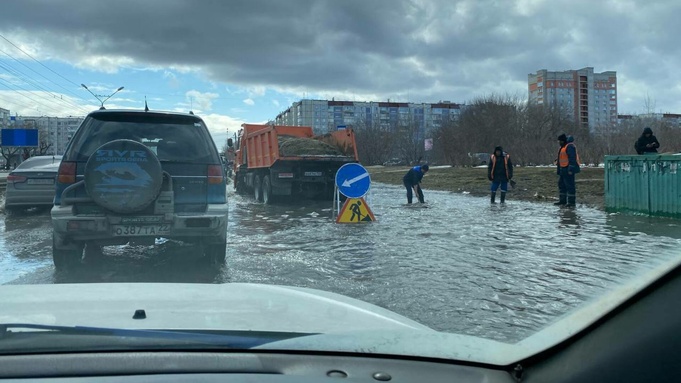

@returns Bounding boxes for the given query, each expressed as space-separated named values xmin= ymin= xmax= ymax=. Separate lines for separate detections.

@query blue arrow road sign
xmin=335 ymin=163 xmax=371 ymax=198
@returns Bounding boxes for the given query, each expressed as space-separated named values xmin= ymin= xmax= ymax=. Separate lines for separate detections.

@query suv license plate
xmin=112 ymin=225 xmax=171 ymax=236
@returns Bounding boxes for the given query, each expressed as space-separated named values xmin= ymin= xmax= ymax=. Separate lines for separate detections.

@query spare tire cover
xmin=84 ymin=139 xmax=163 ymax=213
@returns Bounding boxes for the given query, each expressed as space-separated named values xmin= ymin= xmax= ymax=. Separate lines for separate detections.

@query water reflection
xmin=606 ymin=213 xmax=681 ymax=239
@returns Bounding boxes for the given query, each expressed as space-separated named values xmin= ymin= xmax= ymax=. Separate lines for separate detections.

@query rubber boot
xmin=500 ymin=192 xmax=506 ymax=204
xmin=490 ymin=192 xmax=496 ymax=204
xmin=554 ymin=194 xmax=567 ymax=205
xmin=566 ymin=195 xmax=576 ymax=207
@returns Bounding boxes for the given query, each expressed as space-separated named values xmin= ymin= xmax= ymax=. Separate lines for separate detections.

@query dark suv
xmin=51 ymin=110 xmax=228 ymax=269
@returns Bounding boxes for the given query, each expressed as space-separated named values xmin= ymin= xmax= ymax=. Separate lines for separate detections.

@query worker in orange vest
xmin=555 ymin=134 xmax=580 ymax=207
xmin=487 ymin=146 xmax=513 ymax=204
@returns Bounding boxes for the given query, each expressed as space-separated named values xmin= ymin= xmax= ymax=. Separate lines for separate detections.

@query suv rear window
xmin=65 ymin=112 xmax=219 ymax=163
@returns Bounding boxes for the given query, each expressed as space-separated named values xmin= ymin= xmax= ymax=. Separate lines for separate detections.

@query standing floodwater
xmin=224 ymin=184 xmax=681 ymax=342
xmin=1 ymin=183 xmax=680 ymax=342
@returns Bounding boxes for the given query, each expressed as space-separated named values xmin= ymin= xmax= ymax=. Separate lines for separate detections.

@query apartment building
xmin=14 ymin=115 xmax=84 ymax=154
xmin=274 ymin=99 xmax=463 ymax=135
xmin=529 ymin=67 xmax=617 ymax=131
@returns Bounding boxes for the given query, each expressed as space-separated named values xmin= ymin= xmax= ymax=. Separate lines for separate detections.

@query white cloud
xmin=272 ymin=99 xmax=280 ymax=107
xmin=243 ymin=98 xmax=255 ymax=106
xmin=247 ymin=86 xmax=266 ymax=97
xmin=76 ymin=55 xmax=136 ymax=74
xmin=163 ymin=70 xmax=180 ymax=88
xmin=199 ymin=113 xmax=248 ymax=146
xmin=185 ymin=90 xmax=219 ymax=111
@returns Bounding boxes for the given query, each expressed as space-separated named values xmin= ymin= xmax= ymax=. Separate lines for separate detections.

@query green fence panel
xmin=605 ymin=155 xmax=681 ymax=218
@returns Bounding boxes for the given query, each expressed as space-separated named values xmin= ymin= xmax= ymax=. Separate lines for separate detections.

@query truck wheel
xmin=253 ymin=175 xmax=263 ymax=202
xmin=262 ymin=175 xmax=273 ymax=204
xmin=235 ymin=174 xmax=246 ymax=194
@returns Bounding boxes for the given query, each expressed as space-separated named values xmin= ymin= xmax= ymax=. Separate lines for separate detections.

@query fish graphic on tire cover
xmin=92 ymin=162 xmax=154 ymax=193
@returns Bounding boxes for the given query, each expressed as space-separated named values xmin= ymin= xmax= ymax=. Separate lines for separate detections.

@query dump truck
xmin=230 ymin=124 xmax=359 ymax=203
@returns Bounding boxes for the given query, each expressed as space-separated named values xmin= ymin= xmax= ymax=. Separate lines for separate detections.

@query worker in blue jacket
xmin=403 ymin=164 xmax=429 ymax=204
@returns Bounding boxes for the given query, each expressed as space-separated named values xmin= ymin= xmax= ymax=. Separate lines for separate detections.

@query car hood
xmin=0 ymin=283 xmax=431 ymax=334
xmin=1 ymin=254 xmax=679 ymax=367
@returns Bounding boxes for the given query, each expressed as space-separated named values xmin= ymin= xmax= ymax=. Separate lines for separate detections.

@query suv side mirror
xmin=227 ymin=138 xmax=234 ymax=148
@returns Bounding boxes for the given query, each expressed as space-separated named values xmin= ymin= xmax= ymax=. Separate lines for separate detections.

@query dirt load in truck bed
xmin=278 ymin=135 xmax=345 ymax=157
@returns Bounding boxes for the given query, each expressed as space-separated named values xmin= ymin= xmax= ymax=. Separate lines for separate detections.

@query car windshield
xmin=0 ymin=0 xmax=680 ymax=368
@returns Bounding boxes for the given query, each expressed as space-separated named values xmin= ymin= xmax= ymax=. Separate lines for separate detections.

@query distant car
xmin=469 ymin=152 xmax=490 ymax=166
xmin=382 ymin=158 xmax=405 ymax=166
xmin=51 ymin=109 xmax=228 ymax=269
xmin=4 ymin=155 xmax=62 ymax=214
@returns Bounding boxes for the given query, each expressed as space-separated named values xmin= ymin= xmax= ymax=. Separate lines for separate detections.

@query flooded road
xmin=1 ymin=184 xmax=680 ymax=342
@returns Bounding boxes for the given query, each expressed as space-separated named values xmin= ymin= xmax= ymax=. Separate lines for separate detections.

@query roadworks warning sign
xmin=336 ymin=197 xmax=376 ymax=223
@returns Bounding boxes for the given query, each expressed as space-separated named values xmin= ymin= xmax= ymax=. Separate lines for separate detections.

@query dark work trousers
xmin=558 ymin=168 xmax=576 ymax=199
xmin=404 ymin=182 xmax=424 ymax=203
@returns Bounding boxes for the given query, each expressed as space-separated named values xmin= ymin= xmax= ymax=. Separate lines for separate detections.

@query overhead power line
xmin=0 ymin=45 xmax=88 ymax=104
xmin=0 ymin=77 xmax=67 ymax=115
xmin=0 ymin=34 xmax=92 ymax=115
xmin=0 ymin=34 xmax=80 ymax=87
xmin=0 ymin=60 xmax=90 ymax=114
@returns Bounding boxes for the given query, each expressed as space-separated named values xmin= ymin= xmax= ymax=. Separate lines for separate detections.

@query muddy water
xmin=1 ymin=184 xmax=680 ymax=342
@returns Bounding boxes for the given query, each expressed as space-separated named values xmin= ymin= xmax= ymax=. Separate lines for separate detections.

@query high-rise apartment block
xmin=529 ymin=67 xmax=617 ymax=131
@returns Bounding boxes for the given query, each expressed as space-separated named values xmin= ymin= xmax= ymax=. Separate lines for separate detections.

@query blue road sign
xmin=335 ymin=163 xmax=371 ymax=198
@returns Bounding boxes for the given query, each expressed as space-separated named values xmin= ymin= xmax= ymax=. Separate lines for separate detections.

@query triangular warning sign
xmin=336 ymin=197 xmax=376 ymax=223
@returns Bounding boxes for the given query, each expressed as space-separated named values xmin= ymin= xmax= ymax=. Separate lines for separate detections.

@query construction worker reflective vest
xmin=558 ymin=143 xmax=580 ymax=168
xmin=490 ymin=154 xmax=510 ymax=179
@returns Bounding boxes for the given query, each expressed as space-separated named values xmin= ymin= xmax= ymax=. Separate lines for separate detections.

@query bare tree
xmin=29 ymin=141 xmax=53 ymax=156
xmin=643 ymin=93 xmax=656 ymax=115
xmin=432 ymin=92 xmax=681 ymax=167
xmin=393 ymin=122 xmax=425 ymax=165
xmin=1 ymin=147 xmax=20 ymax=169
xmin=353 ymin=121 xmax=396 ymax=165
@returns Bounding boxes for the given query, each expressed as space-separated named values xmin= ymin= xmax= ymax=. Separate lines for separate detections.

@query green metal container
xmin=605 ymin=155 xmax=681 ymax=218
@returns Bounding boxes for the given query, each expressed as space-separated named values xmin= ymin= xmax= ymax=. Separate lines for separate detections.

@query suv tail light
xmin=58 ymin=161 xmax=76 ymax=184
xmin=7 ymin=174 xmax=26 ymax=183
xmin=207 ymin=165 xmax=224 ymax=184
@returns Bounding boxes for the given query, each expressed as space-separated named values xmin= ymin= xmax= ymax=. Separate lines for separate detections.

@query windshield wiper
xmin=0 ymin=323 xmax=310 ymax=349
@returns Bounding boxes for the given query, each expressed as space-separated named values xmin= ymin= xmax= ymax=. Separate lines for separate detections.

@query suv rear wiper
xmin=0 ymin=323 xmax=310 ymax=348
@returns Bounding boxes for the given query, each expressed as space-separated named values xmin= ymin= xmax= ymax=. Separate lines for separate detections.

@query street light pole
xmin=81 ymin=84 xmax=125 ymax=110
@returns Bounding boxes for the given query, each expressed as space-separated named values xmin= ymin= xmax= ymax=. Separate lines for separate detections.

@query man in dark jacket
xmin=402 ymin=164 xmax=429 ymax=204
xmin=635 ymin=127 xmax=660 ymax=154
xmin=487 ymin=146 xmax=513 ymax=204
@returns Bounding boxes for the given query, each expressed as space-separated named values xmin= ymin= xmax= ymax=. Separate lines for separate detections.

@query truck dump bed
xmin=239 ymin=124 xmax=358 ymax=169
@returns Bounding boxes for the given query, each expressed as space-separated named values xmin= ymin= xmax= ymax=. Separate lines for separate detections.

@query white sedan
xmin=4 ymin=155 xmax=62 ymax=214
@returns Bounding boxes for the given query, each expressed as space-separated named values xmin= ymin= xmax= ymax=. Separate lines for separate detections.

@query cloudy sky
xmin=0 ymin=0 xmax=678 ymax=144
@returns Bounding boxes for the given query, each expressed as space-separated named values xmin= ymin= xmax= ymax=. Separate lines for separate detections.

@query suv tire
xmin=52 ymin=235 xmax=83 ymax=270
xmin=205 ymin=241 xmax=226 ymax=265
